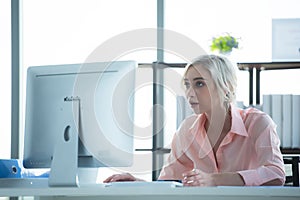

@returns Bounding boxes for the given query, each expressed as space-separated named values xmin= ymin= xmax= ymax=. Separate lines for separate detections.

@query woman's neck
xmin=204 ymin=105 xmax=232 ymax=148
xmin=205 ymin=105 xmax=230 ymax=128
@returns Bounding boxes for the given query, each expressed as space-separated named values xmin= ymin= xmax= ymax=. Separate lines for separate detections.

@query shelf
xmin=237 ymin=61 xmax=300 ymax=70
xmin=281 ymin=148 xmax=300 ymax=154
xmin=282 ymin=155 xmax=300 ymax=186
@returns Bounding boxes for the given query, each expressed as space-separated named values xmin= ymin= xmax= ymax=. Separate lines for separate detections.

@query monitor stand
xmin=48 ymin=97 xmax=98 ymax=187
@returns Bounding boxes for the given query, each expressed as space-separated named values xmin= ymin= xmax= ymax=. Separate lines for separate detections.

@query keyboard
xmin=104 ymin=181 xmax=183 ymax=188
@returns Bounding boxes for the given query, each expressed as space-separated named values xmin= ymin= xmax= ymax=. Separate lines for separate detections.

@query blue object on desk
xmin=0 ymin=159 xmax=22 ymax=178
xmin=0 ymin=159 xmax=49 ymax=179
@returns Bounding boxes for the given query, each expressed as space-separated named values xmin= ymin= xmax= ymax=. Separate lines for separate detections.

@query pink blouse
xmin=158 ymin=105 xmax=286 ymax=186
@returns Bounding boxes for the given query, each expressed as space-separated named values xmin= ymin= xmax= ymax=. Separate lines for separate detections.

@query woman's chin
xmin=192 ymin=108 xmax=200 ymax=115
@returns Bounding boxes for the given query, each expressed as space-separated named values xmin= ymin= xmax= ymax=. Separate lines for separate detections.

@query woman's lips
xmin=189 ymin=102 xmax=199 ymax=108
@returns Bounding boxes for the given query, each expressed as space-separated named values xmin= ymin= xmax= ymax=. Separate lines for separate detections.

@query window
xmin=22 ymin=0 xmax=156 ymax=181
xmin=0 ymin=0 xmax=11 ymax=159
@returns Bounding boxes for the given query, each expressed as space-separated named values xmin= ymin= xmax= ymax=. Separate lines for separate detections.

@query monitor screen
xmin=23 ymin=61 xmax=136 ymax=176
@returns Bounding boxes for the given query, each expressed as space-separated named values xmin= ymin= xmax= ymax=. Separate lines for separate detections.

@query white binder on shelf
xmin=271 ymin=94 xmax=283 ymax=144
xmin=282 ymin=94 xmax=292 ymax=148
xmin=262 ymin=94 xmax=272 ymax=117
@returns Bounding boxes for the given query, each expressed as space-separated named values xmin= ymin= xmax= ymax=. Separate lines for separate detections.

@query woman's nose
xmin=186 ymin=87 xmax=196 ymax=97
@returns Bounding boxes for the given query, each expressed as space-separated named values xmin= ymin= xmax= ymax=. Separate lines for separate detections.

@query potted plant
xmin=210 ymin=33 xmax=239 ymax=55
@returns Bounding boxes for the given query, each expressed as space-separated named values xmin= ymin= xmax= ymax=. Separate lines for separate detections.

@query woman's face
xmin=183 ymin=65 xmax=218 ymax=115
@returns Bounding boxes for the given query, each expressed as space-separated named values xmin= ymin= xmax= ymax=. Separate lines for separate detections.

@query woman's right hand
xmin=103 ymin=173 xmax=144 ymax=183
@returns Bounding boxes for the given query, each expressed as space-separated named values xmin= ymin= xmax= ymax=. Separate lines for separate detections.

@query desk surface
xmin=0 ymin=179 xmax=300 ymax=200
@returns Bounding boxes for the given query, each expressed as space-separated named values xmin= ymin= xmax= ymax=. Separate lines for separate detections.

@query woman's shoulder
xmin=242 ymin=106 xmax=271 ymax=120
xmin=183 ymin=114 xmax=199 ymax=123
xmin=177 ymin=114 xmax=200 ymax=132
xmin=241 ymin=106 xmax=276 ymax=132
xmin=182 ymin=114 xmax=201 ymax=125
xmin=174 ymin=114 xmax=201 ymax=143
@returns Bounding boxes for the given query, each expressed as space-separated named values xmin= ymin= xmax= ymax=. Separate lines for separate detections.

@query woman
xmin=104 ymin=54 xmax=285 ymax=186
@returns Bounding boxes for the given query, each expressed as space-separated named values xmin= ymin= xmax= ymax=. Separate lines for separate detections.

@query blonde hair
xmin=184 ymin=54 xmax=237 ymax=110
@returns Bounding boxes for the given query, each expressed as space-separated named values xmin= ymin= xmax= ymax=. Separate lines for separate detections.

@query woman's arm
xmin=103 ymin=173 xmax=145 ymax=183
xmin=182 ymin=169 xmax=283 ymax=186
xmin=182 ymin=169 xmax=245 ymax=186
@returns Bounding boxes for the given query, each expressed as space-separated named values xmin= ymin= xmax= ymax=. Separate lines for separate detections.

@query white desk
xmin=0 ymin=179 xmax=300 ymax=200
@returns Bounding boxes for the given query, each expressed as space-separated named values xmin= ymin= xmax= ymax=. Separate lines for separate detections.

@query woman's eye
xmin=184 ymin=82 xmax=190 ymax=89
xmin=195 ymin=81 xmax=204 ymax=87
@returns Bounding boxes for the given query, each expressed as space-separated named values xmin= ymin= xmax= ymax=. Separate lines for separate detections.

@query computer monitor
xmin=23 ymin=60 xmax=136 ymax=186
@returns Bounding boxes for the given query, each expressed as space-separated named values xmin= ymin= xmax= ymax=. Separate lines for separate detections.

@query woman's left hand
xmin=182 ymin=169 xmax=216 ymax=186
